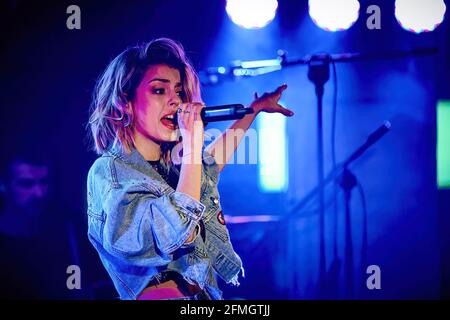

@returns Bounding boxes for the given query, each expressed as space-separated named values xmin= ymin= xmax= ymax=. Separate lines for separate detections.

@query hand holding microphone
xmin=176 ymin=102 xmax=205 ymax=156
xmin=174 ymin=103 xmax=254 ymax=125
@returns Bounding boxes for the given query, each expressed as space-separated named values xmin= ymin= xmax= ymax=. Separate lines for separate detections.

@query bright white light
xmin=309 ymin=0 xmax=360 ymax=32
xmin=395 ymin=0 xmax=446 ymax=33
xmin=258 ymin=111 xmax=288 ymax=192
xmin=241 ymin=59 xmax=281 ymax=69
xmin=226 ymin=0 xmax=278 ymax=29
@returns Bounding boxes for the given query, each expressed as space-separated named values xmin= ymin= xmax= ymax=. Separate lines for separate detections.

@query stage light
xmin=395 ymin=0 xmax=446 ymax=33
xmin=437 ymin=100 xmax=450 ymax=189
xmin=308 ymin=0 xmax=360 ymax=32
xmin=258 ymin=111 xmax=288 ymax=192
xmin=226 ymin=0 xmax=278 ymax=29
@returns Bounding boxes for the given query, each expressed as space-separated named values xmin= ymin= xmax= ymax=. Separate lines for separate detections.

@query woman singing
xmin=87 ymin=38 xmax=293 ymax=300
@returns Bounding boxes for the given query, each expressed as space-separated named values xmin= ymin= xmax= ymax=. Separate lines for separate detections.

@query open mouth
xmin=160 ymin=113 xmax=178 ymax=130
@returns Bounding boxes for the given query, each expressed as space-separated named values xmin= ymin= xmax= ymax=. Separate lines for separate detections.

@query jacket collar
xmin=105 ymin=143 xmax=182 ymax=190
xmin=107 ymin=143 xmax=149 ymax=167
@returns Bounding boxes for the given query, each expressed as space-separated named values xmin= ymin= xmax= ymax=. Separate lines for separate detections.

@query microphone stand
xmin=286 ymin=121 xmax=391 ymax=298
xmin=307 ymin=53 xmax=331 ymax=297
xmin=199 ymin=47 xmax=437 ymax=299
xmin=340 ymin=166 xmax=357 ymax=299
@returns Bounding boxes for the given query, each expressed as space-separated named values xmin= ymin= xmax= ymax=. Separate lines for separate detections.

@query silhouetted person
xmin=0 ymin=149 xmax=80 ymax=299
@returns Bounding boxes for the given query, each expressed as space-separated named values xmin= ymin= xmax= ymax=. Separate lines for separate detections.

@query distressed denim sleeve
xmin=102 ymin=182 xmax=205 ymax=262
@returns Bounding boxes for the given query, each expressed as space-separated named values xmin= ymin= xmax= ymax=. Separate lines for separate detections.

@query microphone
xmin=174 ymin=104 xmax=254 ymax=124
xmin=367 ymin=120 xmax=391 ymax=145
xmin=345 ymin=121 xmax=391 ymax=165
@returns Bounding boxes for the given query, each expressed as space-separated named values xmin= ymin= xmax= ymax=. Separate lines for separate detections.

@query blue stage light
xmin=395 ymin=0 xmax=446 ymax=33
xmin=309 ymin=0 xmax=360 ymax=32
xmin=258 ymin=111 xmax=288 ymax=193
xmin=226 ymin=0 xmax=278 ymax=29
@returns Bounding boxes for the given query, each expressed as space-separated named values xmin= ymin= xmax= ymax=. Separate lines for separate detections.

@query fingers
xmin=177 ymin=103 xmax=189 ymax=127
xmin=257 ymin=84 xmax=288 ymax=100
xmin=251 ymin=84 xmax=294 ymax=117
xmin=277 ymin=104 xmax=294 ymax=117
xmin=191 ymin=102 xmax=205 ymax=122
xmin=177 ymin=102 xmax=204 ymax=127
xmin=275 ymin=83 xmax=288 ymax=95
xmin=177 ymin=102 xmax=204 ymax=153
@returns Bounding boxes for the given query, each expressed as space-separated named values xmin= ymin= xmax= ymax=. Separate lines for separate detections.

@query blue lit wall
xmin=201 ymin=0 xmax=442 ymax=299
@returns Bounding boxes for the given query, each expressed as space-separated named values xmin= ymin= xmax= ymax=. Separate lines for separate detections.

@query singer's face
xmin=132 ymin=64 xmax=183 ymax=143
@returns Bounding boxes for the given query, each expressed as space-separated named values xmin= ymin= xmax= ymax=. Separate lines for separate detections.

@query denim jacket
xmin=86 ymin=145 xmax=244 ymax=300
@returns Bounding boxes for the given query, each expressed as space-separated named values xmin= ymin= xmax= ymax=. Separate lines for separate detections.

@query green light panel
xmin=438 ymin=100 xmax=450 ymax=188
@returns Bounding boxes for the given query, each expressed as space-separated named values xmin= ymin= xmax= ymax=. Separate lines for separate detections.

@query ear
xmin=122 ymin=101 xmax=134 ymax=128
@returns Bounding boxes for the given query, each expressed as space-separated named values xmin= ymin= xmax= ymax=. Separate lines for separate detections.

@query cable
xmin=356 ymin=181 xmax=368 ymax=298
xmin=287 ymin=58 xmax=340 ymax=222
xmin=331 ymin=60 xmax=339 ymax=258
xmin=331 ymin=60 xmax=338 ymax=174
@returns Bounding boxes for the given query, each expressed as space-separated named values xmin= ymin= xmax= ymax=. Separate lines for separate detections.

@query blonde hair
xmin=88 ymin=38 xmax=201 ymax=155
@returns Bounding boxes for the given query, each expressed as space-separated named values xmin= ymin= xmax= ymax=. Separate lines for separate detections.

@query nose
xmin=32 ymin=184 xmax=47 ymax=199
xmin=169 ymin=91 xmax=182 ymax=110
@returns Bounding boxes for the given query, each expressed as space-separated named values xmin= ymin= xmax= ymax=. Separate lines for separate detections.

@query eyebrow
xmin=148 ymin=78 xmax=182 ymax=87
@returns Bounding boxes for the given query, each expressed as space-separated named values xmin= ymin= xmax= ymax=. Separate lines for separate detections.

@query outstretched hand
xmin=251 ymin=84 xmax=294 ymax=117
